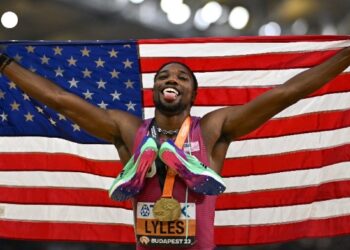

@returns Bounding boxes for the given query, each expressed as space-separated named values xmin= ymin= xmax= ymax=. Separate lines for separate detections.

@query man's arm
xmin=0 ymin=56 xmax=142 ymax=146
xmin=202 ymin=47 xmax=350 ymax=144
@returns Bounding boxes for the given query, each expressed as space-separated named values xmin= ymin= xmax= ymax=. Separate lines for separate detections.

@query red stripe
xmin=142 ymin=74 xmax=350 ymax=106
xmin=222 ymin=144 xmax=350 ymax=176
xmin=0 ymin=153 xmax=121 ymax=177
xmin=1 ymin=180 xmax=349 ymax=211
xmin=0 ymin=220 xmax=135 ymax=243
xmin=217 ymin=180 xmax=350 ymax=210
xmin=138 ymin=35 xmax=350 ymax=44
xmin=214 ymin=215 xmax=350 ymax=245
xmin=0 ymin=138 xmax=348 ymax=179
xmin=140 ymin=50 xmax=340 ymax=72
xmin=241 ymin=109 xmax=350 ymax=140
xmin=0 ymin=186 xmax=132 ymax=209
xmin=1 ymin=214 xmax=350 ymax=245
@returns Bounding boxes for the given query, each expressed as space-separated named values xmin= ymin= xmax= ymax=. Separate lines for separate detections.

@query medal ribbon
xmin=162 ymin=116 xmax=191 ymax=198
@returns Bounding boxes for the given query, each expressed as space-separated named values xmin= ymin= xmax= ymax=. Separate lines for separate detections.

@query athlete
xmin=1 ymin=46 xmax=350 ymax=249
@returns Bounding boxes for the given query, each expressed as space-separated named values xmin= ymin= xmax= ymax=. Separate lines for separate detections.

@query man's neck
xmin=154 ymin=110 xmax=190 ymax=131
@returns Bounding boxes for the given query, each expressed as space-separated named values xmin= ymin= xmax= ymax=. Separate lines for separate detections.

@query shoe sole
xmin=160 ymin=142 xmax=226 ymax=195
xmin=109 ymin=137 xmax=158 ymax=201
xmin=109 ymin=149 xmax=157 ymax=201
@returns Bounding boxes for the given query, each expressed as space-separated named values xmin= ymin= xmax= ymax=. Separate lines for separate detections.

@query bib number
xmin=136 ymin=202 xmax=196 ymax=248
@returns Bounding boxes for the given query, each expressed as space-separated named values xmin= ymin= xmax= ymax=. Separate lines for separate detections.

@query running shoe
xmin=159 ymin=140 xmax=226 ymax=195
xmin=109 ymin=136 xmax=158 ymax=201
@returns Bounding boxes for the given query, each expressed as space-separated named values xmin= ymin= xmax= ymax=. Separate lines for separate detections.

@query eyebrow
xmin=157 ymin=69 xmax=190 ymax=75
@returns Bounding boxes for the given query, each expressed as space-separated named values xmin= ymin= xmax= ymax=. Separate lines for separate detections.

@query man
xmin=0 ymin=46 xmax=350 ymax=249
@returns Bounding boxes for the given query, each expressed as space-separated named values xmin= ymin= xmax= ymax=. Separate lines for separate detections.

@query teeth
xmin=163 ymin=88 xmax=179 ymax=96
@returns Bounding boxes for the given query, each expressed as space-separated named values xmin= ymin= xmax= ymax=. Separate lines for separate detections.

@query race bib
xmin=136 ymin=202 xmax=196 ymax=248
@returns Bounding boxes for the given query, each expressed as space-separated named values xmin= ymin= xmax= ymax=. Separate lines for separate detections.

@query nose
xmin=165 ymin=74 xmax=178 ymax=85
xmin=165 ymin=79 xmax=178 ymax=86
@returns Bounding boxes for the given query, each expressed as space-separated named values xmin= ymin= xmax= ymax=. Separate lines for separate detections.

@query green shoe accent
xmin=159 ymin=140 xmax=226 ymax=195
xmin=109 ymin=136 xmax=158 ymax=201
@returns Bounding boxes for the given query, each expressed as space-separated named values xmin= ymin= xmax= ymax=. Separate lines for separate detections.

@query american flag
xmin=0 ymin=36 xmax=350 ymax=245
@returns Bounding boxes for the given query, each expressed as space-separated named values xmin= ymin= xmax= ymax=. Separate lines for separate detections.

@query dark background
xmin=1 ymin=0 xmax=350 ymax=249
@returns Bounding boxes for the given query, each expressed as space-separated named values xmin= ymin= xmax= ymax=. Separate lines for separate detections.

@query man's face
xmin=153 ymin=63 xmax=196 ymax=115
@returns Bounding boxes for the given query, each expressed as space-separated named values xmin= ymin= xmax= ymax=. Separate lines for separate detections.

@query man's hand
xmin=0 ymin=52 xmax=13 ymax=73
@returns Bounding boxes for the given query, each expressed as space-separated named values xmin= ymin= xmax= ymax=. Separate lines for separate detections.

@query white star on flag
xmin=54 ymin=67 xmax=64 ymax=77
xmin=53 ymin=46 xmax=63 ymax=55
xmin=108 ymin=48 xmax=118 ymax=58
xmin=68 ymin=78 xmax=79 ymax=88
xmin=95 ymin=58 xmax=105 ymax=68
xmin=80 ymin=47 xmax=90 ymax=57
xmin=40 ymin=55 xmax=50 ymax=65
xmin=67 ymin=56 xmax=77 ymax=66
xmin=24 ymin=112 xmax=34 ymax=122
xmin=82 ymin=68 xmax=92 ymax=78
xmin=83 ymin=89 xmax=94 ymax=100
xmin=110 ymin=90 xmax=121 ymax=101
xmin=123 ymin=58 xmax=133 ymax=69
xmin=96 ymin=79 xmax=106 ymax=89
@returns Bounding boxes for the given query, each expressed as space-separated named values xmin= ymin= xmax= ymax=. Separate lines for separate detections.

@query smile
xmin=162 ymin=88 xmax=179 ymax=96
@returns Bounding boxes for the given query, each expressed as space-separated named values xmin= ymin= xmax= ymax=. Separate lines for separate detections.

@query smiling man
xmin=1 ymin=47 xmax=350 ymax=249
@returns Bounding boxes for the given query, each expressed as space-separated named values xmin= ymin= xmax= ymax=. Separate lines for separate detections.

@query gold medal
xmin=153 ymin=197 xmax=181 ymax=221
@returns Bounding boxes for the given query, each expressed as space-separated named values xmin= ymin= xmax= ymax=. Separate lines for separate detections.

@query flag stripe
xmin=0 ymin=203 xmax=133 ymax=224
xmin=142 ymin=74 xmax=350 ymax=106
xmin=216 ymin=180 xmax=350 ymax=210
xmin=2 ymin=141 xmax=349 ymax=177
xmin=138 ymin=35 xmax=350 ymax=44
xmin=140 ymin=50 xmax=340 ymax=72
xmin=1 ymin=161 xmax=349 ymax=195
xmin=239 ymin=109 xmax=350 ymax=140
xmin=0 ymin=137 xmax=119 ymax=161
xmin=0 ymin=221 xmax=135 ymax=243
xmin=214 ymin=197 xmax=350 ymax=226
xmin=1 ymin=215 xmax=350 ymax=244
xmin=229 ymin=126 xmax=350 ymax=158
xmin=0 ymin=153 xmax=120 ymax=176
xmin=0 ymin=186 xmax=129 ymax=208
xmin=224 ymin=162 xmax=350 ymax=193
xmin=144 ymin=92 xmax=350 ymax=119
xmin=1 ymin=197 xmax=350 ymax=226
xmin=141 ymin=67 xmax=350 ymax=89
xmin=138 ymin=39 xmax=350 ymax=57
xmin=2 ymin=180 xmax=350 ymax=211
xmin=2 ymin=126 xmax=349 ymax=159
xmin=214 ymin=215 xmax=350 ymax=245
xmin=0 ymin=144 xmax=350 ymax=180
xmin=222 ymin=144 xmax=350 ymax=176
xmin=0 ymin=171 xmax=112 ymax=189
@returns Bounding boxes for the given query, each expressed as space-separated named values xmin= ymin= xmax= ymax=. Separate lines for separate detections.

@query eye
xmin=156 ymin=74 xmax=168 ymax=80
xmin=178 ymin=75 xmax=189 ymax=81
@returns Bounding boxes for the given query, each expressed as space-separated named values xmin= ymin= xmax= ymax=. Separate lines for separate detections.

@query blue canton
xmin=0 ymin=41 xmax=142 ymax=144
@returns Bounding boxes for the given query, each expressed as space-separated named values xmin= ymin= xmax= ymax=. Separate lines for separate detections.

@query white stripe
xmin=1 ymin=162 xmax=349 ymax=193
xmin=0 ymin=171 xmax=113 ymax=189
xmin=1 ymin=197 xmax=350 ymax=227
xmin=214 ymin=197 xmax=350 ymax=226
xmin=139 ymin=40 xmax=350 ymax=57
xmin=274 ymin=92 xmax=350 ymax=118
xmin=224 ymin=161 xmax=350 ymax=193
xmin=1 ymin=124 xmax=349 ymax=160
xmin=0 ymin=136 xmax=119 ymax=161
xmin=0 ymin=203 xmax=133 ymax=225
xmin=144 ymin=92 xmax=350 ymax=119
xmin=229 ymin=126 xmax=350 ymax=158
xmin=142 ymin=67 xmax=350 ymax=88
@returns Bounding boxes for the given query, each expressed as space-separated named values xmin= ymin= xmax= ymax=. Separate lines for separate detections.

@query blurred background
xmin=1 ymin=0 xmax=350 ymax=40
xmin=1 ymin=0 xmax=350 ymax=249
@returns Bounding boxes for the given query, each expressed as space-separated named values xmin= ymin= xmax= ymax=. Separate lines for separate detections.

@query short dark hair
xmin=154 ymin=61 xmax=198 ymax=91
